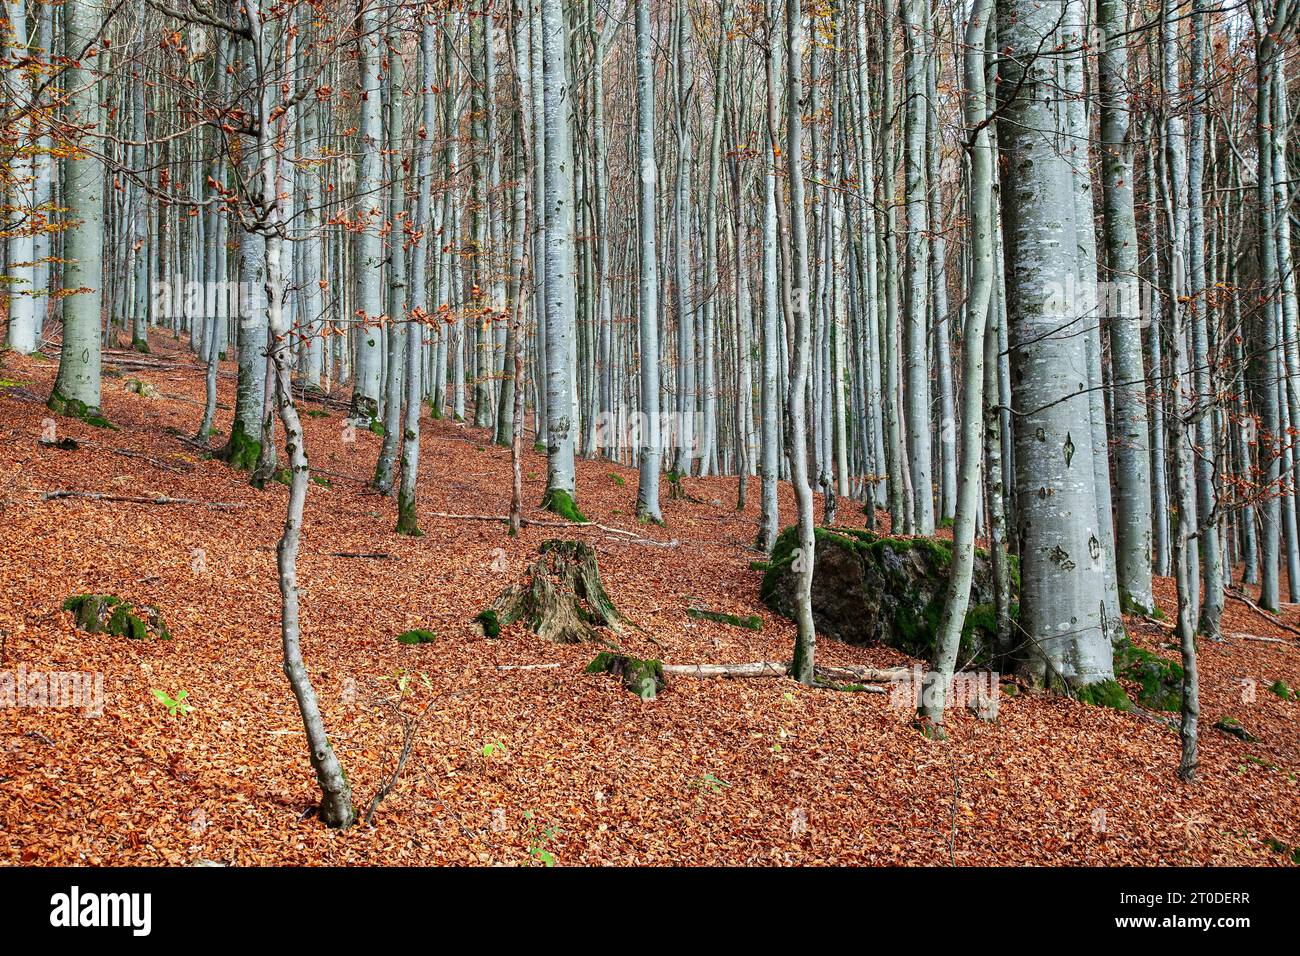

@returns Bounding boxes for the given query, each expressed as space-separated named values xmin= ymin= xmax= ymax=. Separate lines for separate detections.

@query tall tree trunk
xmin=784 ymin=0 xmax=817 ymax=684
xmin=1099 ymin=0 xmax=1155 ymax=615
xmin=997 ymin=0 xmax=1119 ymax=696
xmin=540 ymin=0 xmax=581 ymax=519
xmin=49 ymin=0 xmax=106 ymax=424
xmin=920 ymin=0 xmax=993 ymax=732
xmin=633 ymin=0 xmax=664 ymax=525
xmin=349 ymin=0 xmax=385 ymax=425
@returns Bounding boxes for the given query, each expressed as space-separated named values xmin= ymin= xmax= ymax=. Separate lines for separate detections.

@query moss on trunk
xmin=541 ymin=487 xmax=588 ymax=522
xmin=47 ymin=389 xmax=115 ymax=429
xmin=218 ymin=419 xmax=262 ymax=472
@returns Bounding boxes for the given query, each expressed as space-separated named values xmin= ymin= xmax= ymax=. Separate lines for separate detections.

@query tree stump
xmin=476 ymin=539 xmax=624 ymax=644
xmin=63 ymin=594 xmax=171 ymax=641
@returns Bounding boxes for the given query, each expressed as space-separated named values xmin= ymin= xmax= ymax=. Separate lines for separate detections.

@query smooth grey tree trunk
xmin=920 ymin=0 xmax=993 ymax=731
xmin=633 ymin=0 xmax=663 ymax=525
xmin=540 ymin=0 xmax=580 ymax=518
xmin=1099 ymin=0 xmax=1155 ymax=615
xmin=49 ymin=0 xmax=106 ymax=423
xmin=997 ymin=0 xmax=1117 ymax=694
xmin=349 ymin=0 xmax=385 ymax=425
xmin=784 ymin=0 xmax=817 ymax=684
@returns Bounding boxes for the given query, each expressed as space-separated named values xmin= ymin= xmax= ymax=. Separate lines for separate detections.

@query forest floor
xmin=1 ymin=333 xmax=1298 ymax=866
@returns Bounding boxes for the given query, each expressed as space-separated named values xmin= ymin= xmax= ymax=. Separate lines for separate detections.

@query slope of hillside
xmin=1 ymin=337 xmax=1297 ymax=865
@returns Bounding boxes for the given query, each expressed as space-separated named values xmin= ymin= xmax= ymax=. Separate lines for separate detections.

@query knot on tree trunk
xmin=476 ymin=539 xmax=624 ymax=644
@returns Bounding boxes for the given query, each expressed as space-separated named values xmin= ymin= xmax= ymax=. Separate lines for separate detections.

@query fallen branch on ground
xmin=41 ymin=490 xmax=246 ymax=509
xmin=1226 ymin=631 xmax=1289 ymax=645
xmin=666 ymin=661 xmax=907 ymax=688
xmin=112 ymin=448 xmax=193 ymax=473
xmin=1225 ymin=587 xmax=1300 ymax=638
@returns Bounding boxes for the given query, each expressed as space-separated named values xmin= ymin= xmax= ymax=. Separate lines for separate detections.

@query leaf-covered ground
xmin=1 ymin=337 xmax=1297 ymax=865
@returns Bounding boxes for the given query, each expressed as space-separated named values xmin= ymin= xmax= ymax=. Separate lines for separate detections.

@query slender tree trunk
xmin=349 ymin=0 xmax=385 ymax=425
xmin=784 ymin=0 xmax=817 ymax=684
xmin=920 ymin=0 xmax=993 ymax=731
xmin=633 ymin=0 xmax=664 ymax=524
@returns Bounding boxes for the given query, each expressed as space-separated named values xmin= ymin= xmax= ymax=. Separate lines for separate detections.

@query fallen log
xmin=1226 ymin=631 xmax=1289 ymax=645
xmin=661 ymin=661 xmax=906 ymax=687
xmin=661 ymin=661 xmax=788 ymax=678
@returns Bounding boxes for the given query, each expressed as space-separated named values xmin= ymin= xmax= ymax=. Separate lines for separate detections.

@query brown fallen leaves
xmin=0 ymin=335 xmax=1296 ymax=866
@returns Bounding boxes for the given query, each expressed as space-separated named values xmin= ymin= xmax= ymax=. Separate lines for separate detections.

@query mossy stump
xmin=63 ymin=594 xmax=170 ymax=641
xmin=476 ymin=539 xmax=623 ymax=644
xmin=585 ymin=652 xmax=664 ymax=699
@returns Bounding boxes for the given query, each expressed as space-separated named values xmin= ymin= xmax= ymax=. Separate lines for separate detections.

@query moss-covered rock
xmin=1268 ymin=679 xmax=1295 ymax=701
xmin=396 ymin=629 xmax=437 ymax=645
xmin=63 ymin=594 xmax=170 ymax=641
xmin=585 ymin=652 xmax=664 ymax=699
xmin=474 ymin=609 xmax=501 ymax=638
xmin=124 ymin=377 xmax=159 ymax=398
xmin=760 ymin=525 xmax=1010 ymax=665
xmin=1113 ymin=640 xmax=1183 ymax=711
